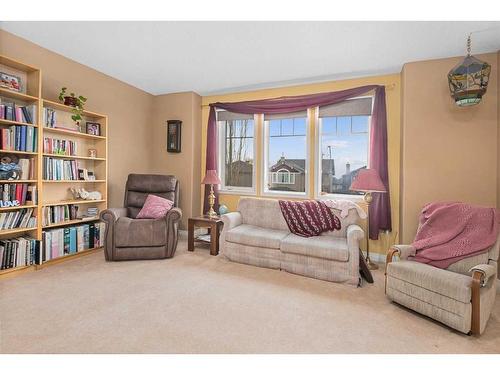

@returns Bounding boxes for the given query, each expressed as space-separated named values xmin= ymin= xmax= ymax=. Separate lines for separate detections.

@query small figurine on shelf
xmin=69 ymin=187 xmax=102 ymax=201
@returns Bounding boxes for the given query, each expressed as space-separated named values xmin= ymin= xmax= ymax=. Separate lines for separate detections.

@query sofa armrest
xmin=221 ymin=212 xmax=242 ymax=232
xmin=346 ymin=224 xmax=364 ymax=247
xmin=469 ymin=264 xmax=497 ymax=287
xmin=100 ymin=207 xmax=127 ymax=224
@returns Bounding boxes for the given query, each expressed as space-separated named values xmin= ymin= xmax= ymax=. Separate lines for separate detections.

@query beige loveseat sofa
xmin=220 ymin=197 xmax=365 ymax=286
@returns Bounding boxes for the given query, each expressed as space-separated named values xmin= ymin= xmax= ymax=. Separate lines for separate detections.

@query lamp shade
xmin=202 ymin=170 xmax=221 ymax=185
xmin=350 ymin=169 xmax=386 ymax=193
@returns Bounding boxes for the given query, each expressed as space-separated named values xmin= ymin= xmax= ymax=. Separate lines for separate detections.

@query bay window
xmin=217 ymin=111 xmax=256 ymax=193
xmin=316 ymin=97 xmax=372 ymax=196
xmin=263 ymin=111 xmax=308 ymax=195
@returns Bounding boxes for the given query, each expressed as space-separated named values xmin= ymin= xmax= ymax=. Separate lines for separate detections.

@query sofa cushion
xmin=280 ymin=234 xmax=349 ymax=262
xmin=225 ymin=224 xmax=288 ymax=249
xmin=237 ymin=197 xmax=290 ymax=232
xmin=386 ymin=260 xmax=472 ymax=303
xmin=115 ymin=217 xmax=167 ymax=247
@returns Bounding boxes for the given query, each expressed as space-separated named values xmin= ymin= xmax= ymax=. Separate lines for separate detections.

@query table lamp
xmin=349 ymin=168 xmax=387 ymax=270
xmin=202 ymin=170 xmax=221 ymax=218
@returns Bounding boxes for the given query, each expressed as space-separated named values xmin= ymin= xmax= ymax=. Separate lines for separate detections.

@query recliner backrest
xmin=124 ymin=174 xmax=179 ymax=218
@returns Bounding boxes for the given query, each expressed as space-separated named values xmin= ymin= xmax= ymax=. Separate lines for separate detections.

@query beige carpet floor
xmin=1 ymin=239 xmax=499 ymax=353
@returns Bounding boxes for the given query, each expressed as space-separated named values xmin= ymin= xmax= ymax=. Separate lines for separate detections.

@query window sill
xmin=261 ymin=190 xmax=307 ymax=199
xmin=219 ymin=189 xmax=257 ymax=196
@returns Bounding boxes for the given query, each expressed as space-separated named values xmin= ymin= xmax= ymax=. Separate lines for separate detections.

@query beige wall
xmin=150 ymin=92 xmax=202 ymax=228
xmin=400 ymin=53 xmax=498 ymax=243
xmin=0 ymin=30 xmax=155 ymax=208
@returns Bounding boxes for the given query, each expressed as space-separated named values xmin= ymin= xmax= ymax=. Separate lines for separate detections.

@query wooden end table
xmin=188 ymin=216 xmax=224 ymax=256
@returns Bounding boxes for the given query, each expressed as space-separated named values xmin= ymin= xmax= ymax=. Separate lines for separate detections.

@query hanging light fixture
xmin=448 ymin=34 xmax=491 ymax=107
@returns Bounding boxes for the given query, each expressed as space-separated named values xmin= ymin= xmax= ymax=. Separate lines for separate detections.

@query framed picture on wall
xmin=167 ymin=120 xmax=182 ymax=153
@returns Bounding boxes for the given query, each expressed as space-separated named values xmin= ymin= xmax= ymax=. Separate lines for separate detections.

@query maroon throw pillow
xmin=136 ymin=194 xmax=174 ymax=219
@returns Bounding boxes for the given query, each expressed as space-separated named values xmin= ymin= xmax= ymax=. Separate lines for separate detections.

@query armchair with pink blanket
xmin=385 ymin=202 xmax=499 ymax=335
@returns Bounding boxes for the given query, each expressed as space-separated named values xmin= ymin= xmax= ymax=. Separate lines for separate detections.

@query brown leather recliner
xmin=100 ymin=174 xmax=182 ymax=261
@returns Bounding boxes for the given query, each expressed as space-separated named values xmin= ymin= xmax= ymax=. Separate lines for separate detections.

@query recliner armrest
xmin=221 ymin=212 xmax=242 ymax=232
xmin=390 ymin=245 xmax=416 ymax=260
xmin=469 ymin=264 xmax=497 ymax=287
xmin=100 ymin=208 xmax=128 ymax=224
xmin=165 ymin=207 xmax=182 ymax=225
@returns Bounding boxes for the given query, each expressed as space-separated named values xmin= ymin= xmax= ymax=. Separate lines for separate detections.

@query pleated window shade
xmin=319 ymin=97 xmax=373 ymax=118
xmin=217 ymin=111 xmax=254 ymax=121
xmin=264 ymin=111 xmax=308 ymax=121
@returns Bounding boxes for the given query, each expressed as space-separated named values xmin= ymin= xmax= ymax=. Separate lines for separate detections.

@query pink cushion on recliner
xmin=136 ymin=194 xmax=174 ymax=219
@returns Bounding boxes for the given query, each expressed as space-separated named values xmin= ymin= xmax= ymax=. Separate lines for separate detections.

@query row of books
xmin=43 ymin=107 xmax=57 ymax=128
xmin=0 ymin=183 xmax=37 ymax=206
xmin=43 ymin=137 xmax=77 ymax=156
xmin=42 ymin=204 xmax=79 ymax=226
xmin=0 ymin=208 xmax=37 ymax=231
xmin=0 ymin=237 xmax=39 ymax=269
xmin=43 ymin=157 xmax=96 ymax=180
xmin=41 ymin=222 xmax=104 ymax=261
xmin=0 ymin=101 xmax=36 ymax=124
xmin=0 ymin=125 xmax=38 ymax=152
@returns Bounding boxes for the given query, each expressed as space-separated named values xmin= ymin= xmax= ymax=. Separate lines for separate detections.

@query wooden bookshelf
xmin=35 ymin=246 xmax=103 ymax=269
xmin=0 ymin=54 xmax=108 ymax=278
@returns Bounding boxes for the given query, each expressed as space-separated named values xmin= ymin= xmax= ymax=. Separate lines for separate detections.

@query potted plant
xmin=58 ymin=87 xmax=88 ymax=123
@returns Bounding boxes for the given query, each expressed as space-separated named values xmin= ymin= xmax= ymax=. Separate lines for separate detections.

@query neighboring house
xmin=330 ymin=163 xmax=366 ymax=194
xmin=268 ymin=157 xmax=306 ymax=192
xmin=268 ymin=156 xmax=365 ymax=194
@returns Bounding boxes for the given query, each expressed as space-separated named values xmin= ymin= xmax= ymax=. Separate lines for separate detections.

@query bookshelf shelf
xmin=42 ymin=153 xmax=106 ymax=161
xmin=43 ymin=199 xmax=106 ymax=207
xmin=43 ymin=127 xmax=105 ymax=140
xmin=0 ymin=118 xmax=38 ymax=127
xmin=0 ymin=54 xmax=108 ymax=277
xmin=0 ymin=179 xmax=37 ymax=183
xmin=42 ymin=217 xmax=100 ymax=229
xmin=0 ymin=227 xmax=37 ymax=236
xmin=0 ymin=204 xmax=37 ymax=211
xmin=0 ymin=87 xmax=39 ymax=102
xmin=0 ymin=149 xmax=38 ymax=155
xmin=42 ymin=179 xmax=106 ymax=183
xmin=0 ymin=264 xmax=34 ymax=276
xmin=35 ymin=246 xmax=103 ymax=269
xmin=42 ymin=99 xmax=105 ymax=119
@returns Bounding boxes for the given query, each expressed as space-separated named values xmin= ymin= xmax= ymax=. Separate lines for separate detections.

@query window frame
xmin=217 ymin=111 xmax=258 ymax=195
xmin=314 ymin=96 xmax=373 ymax=201
xmin=262 ymin=111 xmax=310 ymax=197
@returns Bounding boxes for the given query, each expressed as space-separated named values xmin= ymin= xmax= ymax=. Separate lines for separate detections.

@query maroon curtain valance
xmin=204 ymin=84 xmax=391 ymax=240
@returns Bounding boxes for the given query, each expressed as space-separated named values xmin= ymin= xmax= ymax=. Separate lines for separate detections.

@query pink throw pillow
xmin=136 ymin=194 xmax=174 ymax=219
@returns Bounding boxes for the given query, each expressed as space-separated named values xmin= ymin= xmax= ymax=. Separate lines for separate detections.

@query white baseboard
xmin=360 ymin=250 xmax=386 ymax=264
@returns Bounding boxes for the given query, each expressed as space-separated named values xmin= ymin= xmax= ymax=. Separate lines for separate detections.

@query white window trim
xmin=262 ymin=112 xmax=309 ymax=197
xmin=217 ymin=111 xmax=257 ymax=195
xmin=314 ymin=95 xmax=373 ymax=201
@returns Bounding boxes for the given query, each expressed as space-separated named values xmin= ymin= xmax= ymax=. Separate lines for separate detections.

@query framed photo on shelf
xmin=86 ymin=122 xmax=101 ymax=136
xmin=167 ymin=120 xmax=182 ymax=153
xmin=0 ymin=71 xmax=22 ymax=92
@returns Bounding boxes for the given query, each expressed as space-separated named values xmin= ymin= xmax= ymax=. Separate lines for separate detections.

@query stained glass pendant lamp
xmin=448 ymin=34 xmax=491 ymax=107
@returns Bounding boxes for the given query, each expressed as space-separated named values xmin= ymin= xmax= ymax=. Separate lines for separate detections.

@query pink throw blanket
xmin=411 ymin=202 xmax=499 ymax=269
xmin=279 ymin=200 xmax=341 ymax=237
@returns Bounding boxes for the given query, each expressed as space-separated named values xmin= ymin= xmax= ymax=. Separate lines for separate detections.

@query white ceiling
xmin=1 ymin=21 xmax=499 ymax=96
